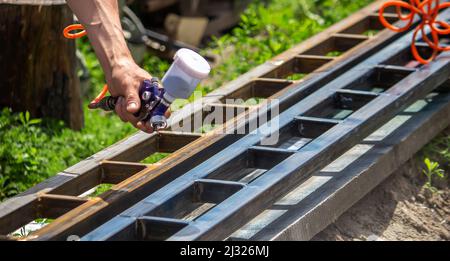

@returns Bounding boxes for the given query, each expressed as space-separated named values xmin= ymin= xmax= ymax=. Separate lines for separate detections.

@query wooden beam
xmin=303 ymin=34 xmax=368 ymax=56
xmin=38 ymin=194 xmax=88 ymax=219
xmin=100 ymin=161 xmax=149 ymax=185
xmin=221 ymin=79 xmax=293 ymax=101
xmin=157 ymin=131 xmax=203 ymax=153
xmin=0 ymin=195 xmax=38 ymax=235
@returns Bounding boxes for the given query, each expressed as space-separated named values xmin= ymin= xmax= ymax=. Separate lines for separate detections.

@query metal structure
xmin=1 ymin=0 xmax=449 ymax=241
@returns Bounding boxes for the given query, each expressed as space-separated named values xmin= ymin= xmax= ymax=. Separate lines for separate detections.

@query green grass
xmin=420 ymin=131 xmax=450 ymax=192
xmin=421 ymin=158 xmax=445 ymax=192
xmin=89 ymin=184 xmax=114 ymax=197
xmin=141 ymin=153 xmax=171 ymax=164
xmin=363 ymin=29 xmax=379 ymax=37
xmin=243 ymin=97 xmax=267 ymax=106
xmin=325 ymin=50 xmax=343 ymax=57
xmin=0 ymin=0 xmax=375 ymax=201
xmin=198 ymin=124 xmax=217 ymax=134
xmin=286 ymin=73 xmax=307 ymax=81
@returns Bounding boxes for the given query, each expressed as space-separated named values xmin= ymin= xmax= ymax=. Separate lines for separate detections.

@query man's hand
xmin=109 ymin=60 xmax=153 ymax=133
xmin=109 ymin=60 xmax=171 ymax=133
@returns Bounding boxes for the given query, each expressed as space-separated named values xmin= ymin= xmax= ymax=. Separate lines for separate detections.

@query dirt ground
xmin=313 ymin=157 xmax=450 ymax=241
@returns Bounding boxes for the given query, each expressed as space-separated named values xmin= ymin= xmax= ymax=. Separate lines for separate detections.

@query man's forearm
xmin=66 ymin=0 xmax=133 ymax=85
xmin=66 ymin=0 xmax=156 ymax=133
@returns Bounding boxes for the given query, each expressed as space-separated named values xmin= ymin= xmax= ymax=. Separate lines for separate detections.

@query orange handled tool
xmin=379 ymin=0 xmax=450 ymax=64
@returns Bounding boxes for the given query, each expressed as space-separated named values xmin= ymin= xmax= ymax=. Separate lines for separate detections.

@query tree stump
xmin=0 ymin=1 xmax=83 ymax=130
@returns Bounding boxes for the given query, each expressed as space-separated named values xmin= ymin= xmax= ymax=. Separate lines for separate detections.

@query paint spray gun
xmin=90 ymin=48 xmax=211 ymax=131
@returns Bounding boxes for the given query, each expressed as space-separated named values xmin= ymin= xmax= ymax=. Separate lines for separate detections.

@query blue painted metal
xmin=82 ymin=10 xmax=450 ymax=241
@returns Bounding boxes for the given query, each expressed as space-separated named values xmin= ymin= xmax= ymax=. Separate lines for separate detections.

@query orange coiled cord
xmin=379 ymin=0 xmax=450 ymax=64
xmin=63 ymin=24 xmax=109 ymax=107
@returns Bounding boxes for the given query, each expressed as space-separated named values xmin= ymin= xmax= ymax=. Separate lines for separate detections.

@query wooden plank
xmin=157 ymin=131 xmax=202 ymax=153
xmin=38 ymin=194 xmax=88 ymax=219
xmin=203 ymin=103 xmax=250 ymax=126
xmin=293 ymin=55 xmax=336 ymax=74
xmin=0 ymin=193 xmax=88 ymax=236
xmin=0 ymin=195 xmax=38 ymax=235
xmin=100 ymin=161 xmax=149 ymax=185
xmin=303 ymin=34 xmax=368 ymax=56
xmin=49 ymin=167 xmax=102 ymax=196
xmin=220 ymin=79 xmax=293 ymax=101
xmin=340 ymin=13 xmax=398 ymax=35
xmin=262 ymin=55 xmax=335 ymax=78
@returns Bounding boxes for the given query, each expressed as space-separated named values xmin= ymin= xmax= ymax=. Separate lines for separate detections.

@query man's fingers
xmin=116 ymin=97 xmax=140 ymax=128
xmin=115 ymin=97 xmax=127 ymax=122
xmin=137 ymin=121 xmax=154 ymax=134
xmin=164 ymin=109 xmax=171 ymax=118
xmin=136 ymin=121 xmax=148 ymax=133
xmin=144 ymin=121 xmax=154 ymax=133
xmin=125 ymin=88 xmax=141 ymax=114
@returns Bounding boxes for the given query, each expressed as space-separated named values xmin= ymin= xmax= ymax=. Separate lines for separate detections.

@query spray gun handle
xmin=88 ymin=78 xmax=159 ymax=114
xmin=88 ymin=96 xmax=118 ymax=111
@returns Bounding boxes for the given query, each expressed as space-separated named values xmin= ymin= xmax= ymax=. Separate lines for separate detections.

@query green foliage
xmin=420 ymin=132 xmax=449 ymax=192
xmin=244 ymin=97 xmax=266 ymax=106
xmin=286 ymin=73 xmax=307 ymax=81
xmin=198 ymin=124 xmax=216 ymax=134
xmin=90 ymin=184 xmax=114 ymax=197
xmin=422 ymin=158 xmax=445 ymax=192
xmin=141 ymin=153 xmax=171 ymax=164
xmin=0 ymin=0 xmax=374 ymax=201
xmin=326 ymin=51 xmax=343 ymax=57
xmin=0 ymin=175 xmax=18 ymax=200
xmin=363 ymin=29 xmax=379 ymax=37
xmin=422 ymin=133 xmax=450 ymax=163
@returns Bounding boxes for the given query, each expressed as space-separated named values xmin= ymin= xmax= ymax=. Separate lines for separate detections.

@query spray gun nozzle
xmin=150 ymin=115 xmax=167 ymax=131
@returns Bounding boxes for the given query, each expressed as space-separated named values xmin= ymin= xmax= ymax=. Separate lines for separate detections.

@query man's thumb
xmin=126 ymin=90 xmax=141 ymax=113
